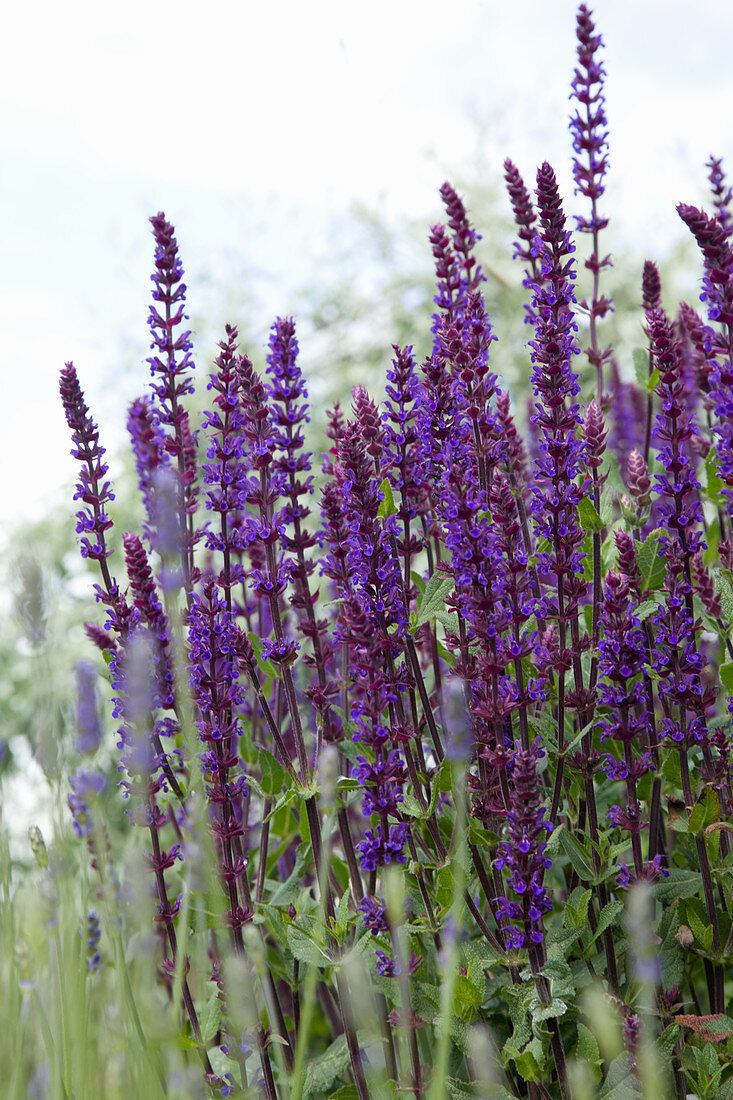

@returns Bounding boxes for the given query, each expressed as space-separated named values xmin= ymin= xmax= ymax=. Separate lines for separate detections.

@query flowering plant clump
xmin=30 ymin=4 xmax=733 ymax=1098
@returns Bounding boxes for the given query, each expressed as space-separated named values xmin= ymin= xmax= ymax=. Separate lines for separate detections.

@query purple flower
xmin=337 ymin=419 xmax=408 ymax=634
xmin=597 ymin=573 xmax=651 ymax=752
xmin=570 ymin=4 xmax=610 ymax=224
xmin=429 ymin=182 xmax=484 ymax=337
xmin=59 ymin=363 xmax=115 ymax=565
xmin=381 ymin=345 xmax=430 ymax=595
xmin=707 ymin=155 xmax=733 ymax=237
xmin=678 ymin=203 xmax=733 ymax=513
xmin=647 ymin=307 xmax=705 ymax=554
xmin=266 ymin=317 xmax=314 ymax=533
xmin=504 ymin=158 xmax=538 ymax=271
xmin=356 ymin=823 xmax=410 ymax=872
xmin=124 ymin=532 xmax=175 ymax=710
xmin=528 ymin=163 xmax=589 ymax=626
xmin=147 ymin=212 xmax=195 ymax=442
xmin=440 ymin=181 xmax=485 ymax=301
xmin=374 ymin=949 xmax=398 ymax=977
xmin=201 ymin=324 xmax=249 ymax=565
xmin=188 ymin=581 xmax=245 ymax=747
xmin=642 ymin=260 xmax=662 ymax=311
xmin=358 ymin=895 xmax=388 ymax=935
xmin=616 ymin=855 xmax=669 ymax=889
xmin=493 ymin=741 xmax=553 ymax=951
xmin=353 ymin=751 xmax=407 ymax=817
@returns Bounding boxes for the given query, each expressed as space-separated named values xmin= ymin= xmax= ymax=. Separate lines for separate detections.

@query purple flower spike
xmin=59 ymin=363 xmax=115 ymax=565
xmin=146 ymin=214 xmax=200 ymax=573
xmin=202 ymin=324 xmax=249 ymax=567
xmin=570 ymin=4 xmax=610 ymax=223
xmin=266 ymin=317 xmax=314 ymax=535
xmin=123 ymin=532 xmax=175 ymax=710
xmin=528 ymin=163 xmax=589 ymax=626
xmin=504 ymin=158 xmax=538 ymax=269
xmin=647 ymin=307 xmax=704 ymax=555
xmin=642 ymin=260 xmax=662 ymax=311
xmin=625 ymin=448 xmax=651 ymax=507
xmin=147 ymin=212 xmax=195 ymax=440
xmin=597 ymin=572 xmax=651 ymax=755
xmin=440 ymin=181 xmax=485 ymax=298
xmin=351 ymin=385 xmax=385 ymax=472
xmin=677 ymin=203 xmax=733 ymax=329
xmin=494 ymin=741 xmax=553 ymax=952
xmin=707 ymin=155 xmax=733 ymax=237
xmin=584 ymin=399 xmax=607 ymax=468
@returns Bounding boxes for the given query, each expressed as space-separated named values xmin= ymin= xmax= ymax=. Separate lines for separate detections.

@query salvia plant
xmin=10 ymin=4 xmax=733 ymax=1098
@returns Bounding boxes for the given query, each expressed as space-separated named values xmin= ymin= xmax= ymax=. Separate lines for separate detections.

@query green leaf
xmin=600 ymin=490 xmax=615 ymax=527
xmin=455 ymin=972 xmax=483 ymax=1012
xmin=686 ymin=904 xmax=715 ymax=952
xmin=563 ymin=887 xmax=592 ymax=930
xmin=504 ymin=982 xmax=533 ymax=1049
xmin=286 ymin=925 xmax=331 ymax=967
xmin=635 ymin=528 xmax=667 ymax=592
xmin=512 ymin=1039 xmax=545 ymax=1083
xmin=698 ymin=1040 xmax=719 ymax=1078
xmin=258 ymin=748 xmax=286 ymax=797
xmin=558 ymin=827 xmax=595 ymax=881
xmin=412 ymin=573 xmax=454 ymax=630
xmin=655 ymin=1023 xmax=680 ymax=1059
xmin=446 ymin=1081 xmax=476 ymax=1100
xmin=586 ymin=900 xmax=624 ymax=949
xmin=335 ymin=885 xmax=351 ymax=942
xmin=721 ymin=662 xmax=733 ymax=694
xmin=632 ymin=347 xmax=649 ymax=389
xmin=576 ymin=1022 xmax=601 ymax=1065
xmin=706 ymin=447 xmax=725 ymax=505
xmin=428 ymin=756 xmax=452 ymax=817
xmin=199 ymin=981 xmax=222 ymax=1044
xmin=599 ymin=1053 xmax=638 ymax=1100
xmin=400 ymin=792 xmax=424 ymax=819
xmin=654 ymin=868 xmax=703 ymax=903
xmin=635 ymin=598 xmax=661 ymax=621
xmin=577 ymin=496 xmax=605 ymax=533
xmin=207 ymin=1046 xmax=241 ymax=1080
xmin=689 ymin=787 xmax=720 ymax=835
xmin=377 ymin=477 xmax=398 ymax=520
xmin=647 ymin=366 xmax=661 ymax=391
xmin=302 ymin=1034 xmax=351 ymax=1098
xmin=714 ymin=569 xmax=733 ymax=624
xmin=530 ymin=996 xmax=567 ymax=1022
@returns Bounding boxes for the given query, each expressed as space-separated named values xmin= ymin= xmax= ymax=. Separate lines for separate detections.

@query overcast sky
xmin=2 ymin=0 xmax=732 ymax=535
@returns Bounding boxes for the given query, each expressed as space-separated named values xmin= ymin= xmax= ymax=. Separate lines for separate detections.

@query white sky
xmin=1 ymin=0 xmax=733 ymax=535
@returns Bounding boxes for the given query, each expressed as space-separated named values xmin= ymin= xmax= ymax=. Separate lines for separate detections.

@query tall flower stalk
xmin=570 ymin=2 xmax=612 ymax=401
